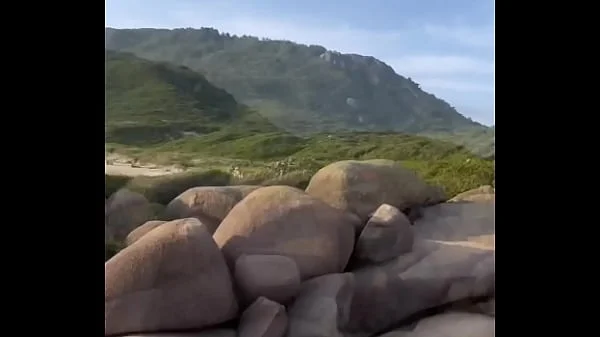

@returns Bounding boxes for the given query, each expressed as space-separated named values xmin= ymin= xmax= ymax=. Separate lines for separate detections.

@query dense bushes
xmin=403 ymin=158 xmax=494 ymax=197
xmin=122 ymin=131 xmax=486 ymax=164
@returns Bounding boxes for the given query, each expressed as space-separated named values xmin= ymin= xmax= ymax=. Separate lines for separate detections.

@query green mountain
xmin=105 ymin=51 xmax=494 ymax=199
xmin=105 ymin=27 xmax=489 ymax=136
xmin=104 ymin=51 xmax=491 ymax=165
xmin=105 ymin=50 xmax=278 ymax=145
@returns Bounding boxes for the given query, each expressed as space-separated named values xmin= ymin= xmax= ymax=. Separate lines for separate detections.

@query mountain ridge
xmin=105 ymin=49 xmax=495 ymax=199
xmin=105 ymin=27 xmax=489 ymax=135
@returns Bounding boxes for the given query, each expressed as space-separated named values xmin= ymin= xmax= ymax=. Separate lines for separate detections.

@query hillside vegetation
xmin=423 ymin=127 xmax=495 ymax=158
xmin=105 ymin=50 xmax=494 ymax=200
xmin=106 ymin=50 xmax=278 ymax=145
xmin=105 ymin=28 xmax=489 ymax=137
xmin=106 ymin=129 xmax=494 ymax=199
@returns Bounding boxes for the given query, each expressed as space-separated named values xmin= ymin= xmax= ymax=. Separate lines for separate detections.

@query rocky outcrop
xmin=234 ymin=254 xmax=301 ymax=305
xmin=165 ymin=185 xmax=260 ymax=233
xmin=105 ymin=188 xmax=155 ymax=242
xmin=348 ymin=241 xmax=494 ymax=335
xmin=123 ymin=331 xmax=236 ymax=337
xmin=449 ymin=185 xmax=495 ymax=203
xmin=105 ymin=218 xmax=238 ymax=336
xmin=213 ymin=186 xmax=358 ymax=281
xmin=239 ymin=297 xmax=288 ymax=337
xmin=377 ymin=312 xmax=494 ymax=337
xmin=414 ymin=201 xmax=495 ymax=250
xmin=345 ymin=199 xmax=495 ymax=336
xmin=105 ymin=160 xmax=494 ymax=337
xmin=354 ymin=204 xmax=414 ymax=264
xmin=286 ymin=273 xmax=354 ymax=337
xmin=305 ymin=159 xmax=446 ymax=223
xmin=125 ymin=220 xmax=167 ymax=245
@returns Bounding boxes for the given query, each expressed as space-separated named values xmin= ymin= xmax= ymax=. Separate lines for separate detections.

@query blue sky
xmin=106 ymin=0 xmax=494 ymax=126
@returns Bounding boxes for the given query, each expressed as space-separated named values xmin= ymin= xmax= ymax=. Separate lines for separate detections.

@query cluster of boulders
xmin=105 ymin=159 xmax=495 ymax=337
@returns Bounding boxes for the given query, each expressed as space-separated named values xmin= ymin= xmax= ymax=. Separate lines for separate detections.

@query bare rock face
xmin=165 ymin=185 xmax=260 ymax=233
xmin=479 ymin=297 xmax=495 ymax=317
xmin=105 ymin=188 xmax=155 ymax=241
xmin=125 ymin=220 xmax=167 ymax=246
xmin=235 ymin=254 xmax=301 ymax=305
xmin=286 ymin=273 xmax=355 ymax=337
xmin=239 ymin=297 xmax=288 ymax=337
xmin=213 ymin=186 xmax=358 ymax=281
xmin=347 ymin=200 xmax=495 ymax=336
xmin=355 ymin=204 xmax=414 ymax=264
xmin=377 ymin=312 xmax=494 ymax=337
xmin=414 ymin=201 xmax=495 ymax=250
xmin=348 ymin=241 xmax=494 ymax=335
xmin=105 ymin=218 xmax=238 ymax=336
xmin=305 ymin=160 xmax=446 ymax=224
xmin=449 ymin=185 xmax=495 ymax=203
xmin=122 ymin=331 xmax=236 ymax=337
xmin=105 ymin=161 xmax=495 ymax=337
xmin=445 ymin=295 xmax=496 ymax=317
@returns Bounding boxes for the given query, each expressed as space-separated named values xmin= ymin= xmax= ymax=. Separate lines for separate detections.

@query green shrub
xmin=403 ymin=158 xmax=494 ymax=198
xmin=126 ymin=169 xmax=232 ymax=204
xmin=260 ymin=170 xmax=315 ymax=190
xmin=105 ymin=174 xmax=132 ymax=198
xmin=230 ymin=170 xmax=272 ymax=185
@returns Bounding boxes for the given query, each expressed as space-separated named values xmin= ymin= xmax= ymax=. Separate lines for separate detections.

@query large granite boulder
xmin=105 ymin=218 xmax=238 ymax=336
xmin=213 ymin=186 xmax=358 ymax=281
xmin=165 ymin=185 xmax=260 ymax=233
xmin=305 ymin=160 xmax=446 ymax=223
